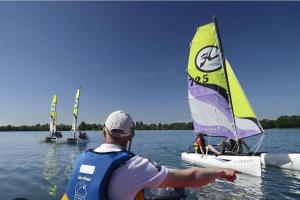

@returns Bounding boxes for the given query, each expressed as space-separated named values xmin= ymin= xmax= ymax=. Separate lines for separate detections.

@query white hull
xmin=261 ymin=153 xmax=300 ymax=171
xmin=181 ymin=152 xmax=262 ymax=177
xmin=44 ymin=137 xmax=64 ymax=143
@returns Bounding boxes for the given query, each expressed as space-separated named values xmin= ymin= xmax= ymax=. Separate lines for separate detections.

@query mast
xmin=213 ymin=16 xmax=238 ymax=139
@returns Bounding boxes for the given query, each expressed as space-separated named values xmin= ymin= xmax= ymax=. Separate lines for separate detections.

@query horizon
xmin=0 ymin=114 xmax=296 ymax=127
xmin=1 ymin=2 xmax=300 ymax=126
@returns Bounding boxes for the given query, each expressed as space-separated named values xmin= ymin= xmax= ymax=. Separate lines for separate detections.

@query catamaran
xmin=67 ymin=87 xmax=89 ymax=144
xmin=45 ymin=93 xmax=62 ymax=142
xmin=181 ymin=16 xmax=300 ymax=176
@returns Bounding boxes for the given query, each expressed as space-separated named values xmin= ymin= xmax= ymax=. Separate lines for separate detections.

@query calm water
xmin=0 ymin=129 xmax=300 ymax=200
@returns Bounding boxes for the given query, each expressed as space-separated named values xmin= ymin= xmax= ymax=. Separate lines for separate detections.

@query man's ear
xmin=103 ymin=127 xmax=107 ymax=138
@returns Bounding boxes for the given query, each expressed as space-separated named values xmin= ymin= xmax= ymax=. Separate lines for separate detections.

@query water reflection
xmin=230 ymin=174 xmax=263 ymax=199
xmin=278 ymin=169 xmax=300 ymax=198
xmin=42 ymin=144 xmax=58 ymax=197
xmin=64 ymin=144 xmax=77 ymax=180
xmin=181 ymin=160 xmax=263 ymax=199
xmin=64 ymin=142 xmax=87 ymax=180
xmin=190 ymin=174 xmax=263 ymax=200
xmin=262 ymin=168 xmax=300 ymax=199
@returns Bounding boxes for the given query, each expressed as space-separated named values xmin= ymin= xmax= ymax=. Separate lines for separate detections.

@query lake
xmin=0 ymin=129 xmax=299 ymax=199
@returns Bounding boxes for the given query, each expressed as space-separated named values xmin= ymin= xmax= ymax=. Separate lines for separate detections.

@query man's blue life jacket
xmin=62 ymin=149 xmax=135 ymax=200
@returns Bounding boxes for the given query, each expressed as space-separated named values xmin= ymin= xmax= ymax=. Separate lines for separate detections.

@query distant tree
xmin=78 ymin=121 xmax=88 ymax=131
xmin=98 ymin=124 xmax=103 ymax=130
xmin=260 ymin=119 xmax=275 ymax=129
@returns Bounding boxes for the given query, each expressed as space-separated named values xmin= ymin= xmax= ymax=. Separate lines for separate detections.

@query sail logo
xmin=195 ymin=46 xmax=222 ymax=72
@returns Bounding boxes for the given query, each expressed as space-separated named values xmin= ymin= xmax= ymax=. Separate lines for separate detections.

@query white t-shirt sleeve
xmin=128 ymin=156 xmax=168 ymax=191
xmin=108 ymin=155 xmax=169 ymax=200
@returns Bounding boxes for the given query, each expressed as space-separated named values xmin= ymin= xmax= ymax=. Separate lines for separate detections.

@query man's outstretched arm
xmin=159 ymin=167 xmax=236 ymax=188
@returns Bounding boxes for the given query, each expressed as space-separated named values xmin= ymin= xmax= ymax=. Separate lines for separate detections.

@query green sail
xmin=226 ymin=60 xmax=263 ymax=136
xmin=73 ymin=88 xmax=80 ymax=118
xmin=50 ymin=94 xmax=57 ymax=121
xmin=226 ymin=60 xmax=255 ymax=118
xmin=71 ymin=87 xmax=81 ymax=132
xmin=188 ymin=22 xmax=228 ymax=91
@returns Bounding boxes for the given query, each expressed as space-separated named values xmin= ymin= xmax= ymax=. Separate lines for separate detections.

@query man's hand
xmin=218 ymin=169 xmax=236 ymax=182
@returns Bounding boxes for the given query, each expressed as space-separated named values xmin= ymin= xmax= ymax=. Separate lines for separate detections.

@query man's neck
xmin=105 ymin=141 xmax=126 ymax=150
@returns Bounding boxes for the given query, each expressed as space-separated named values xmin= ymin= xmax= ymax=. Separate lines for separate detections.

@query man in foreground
xmin=62 ymin=110 xmax=236 ymax=200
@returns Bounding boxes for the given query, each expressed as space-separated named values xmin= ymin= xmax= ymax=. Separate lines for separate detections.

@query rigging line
xmin=235 ymin=134 xmax=264 ymax=156
xmin=254 ymin=133 xmax=265 ymax=154
xmin=225 ymin=141 xmax=249 ymax=156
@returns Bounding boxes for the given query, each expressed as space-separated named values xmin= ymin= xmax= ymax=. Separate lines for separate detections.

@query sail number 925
xmin=189 ymin=74 xmax=209 ymax=86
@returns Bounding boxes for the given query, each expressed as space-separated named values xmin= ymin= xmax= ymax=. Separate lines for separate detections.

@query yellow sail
xmin=50 ymin=94 xmax=57 ymax=120
xmin=226 ymin=60 xmax=256 ymax=118
xmin=188 ymin=23 xmax=227 ymax=90
xmin=71 ymin=87 xmax=81 ymax=132
xmin=50 ymin=94 xmax=58 ymax=134
xmin=73 ymin=88 xmax=80 ymax=118
xmin=226 ymin=60 xmax=263 ymax=136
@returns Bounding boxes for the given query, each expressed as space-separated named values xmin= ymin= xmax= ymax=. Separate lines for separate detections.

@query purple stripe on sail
xmin=188 ymin=82 xmax=233 ymax=121
xmin=236 ymin=128 xmax=261 ymax=139
xmin=193 ymin=120 xmax=236 ymax=139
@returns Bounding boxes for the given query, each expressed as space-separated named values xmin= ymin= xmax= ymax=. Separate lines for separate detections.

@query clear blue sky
xmin=0 ymin=2 xmax=299 ymax=125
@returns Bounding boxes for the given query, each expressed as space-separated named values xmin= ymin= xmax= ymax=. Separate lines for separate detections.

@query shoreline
xmin=0 ymin=128 xmax=299 ymax=132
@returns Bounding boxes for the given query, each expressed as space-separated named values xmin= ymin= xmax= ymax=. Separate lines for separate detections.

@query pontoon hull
xmin=44 ymin=137 xmax=64 ymax=143
xmin=45 ymin=137 xmax=56 ymax=142
xmin=261 ymin=153 xmax=300 ymax=171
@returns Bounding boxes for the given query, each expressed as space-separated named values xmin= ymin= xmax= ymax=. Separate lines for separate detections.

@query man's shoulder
xmin=124 ymin=155 xmax=165 ymax=173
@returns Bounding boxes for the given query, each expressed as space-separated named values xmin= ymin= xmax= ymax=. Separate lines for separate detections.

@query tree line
xmin=0 ymin=122 xmax=103 ymax=132
xmin=259 ymin=115 xmax=300 ymax=129
xmin=0 ymin=115 xmax=299 ymax=131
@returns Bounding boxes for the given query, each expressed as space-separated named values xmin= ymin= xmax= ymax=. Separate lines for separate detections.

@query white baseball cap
xmin=105 ymin=110 xmax=134 ymax=138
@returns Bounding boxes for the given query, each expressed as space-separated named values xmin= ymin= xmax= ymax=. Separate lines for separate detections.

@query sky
xmin=0 ymin=1 xmax=299 ymax=125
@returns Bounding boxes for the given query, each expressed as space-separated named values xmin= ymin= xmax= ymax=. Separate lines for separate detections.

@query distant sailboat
xmin=67 ymin=87 xmax=88 ymax=143
xmin=45 ymin=93 xmax=62 ymax=142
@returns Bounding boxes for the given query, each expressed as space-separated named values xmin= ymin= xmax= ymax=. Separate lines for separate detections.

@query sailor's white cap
xmin=105 ymin=110 xmax=134 ymax=138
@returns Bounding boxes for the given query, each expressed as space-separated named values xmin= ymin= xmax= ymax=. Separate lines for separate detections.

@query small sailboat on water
xmin=67 ymin=87 xmax=89 ymax=144
xmin=181 ymin=16 xmax=300 ymax=176
xmin=45 ymin=93 xmax=62 ymax=142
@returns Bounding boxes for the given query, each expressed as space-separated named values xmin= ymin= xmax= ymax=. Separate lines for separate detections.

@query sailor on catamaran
xmin=220 ymin=138 xmax=252 ymax=155
xmin=62 ymin=110 xmax=236 ymax=200
xmin=194 ymin=132 xmax=221 ymax=156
